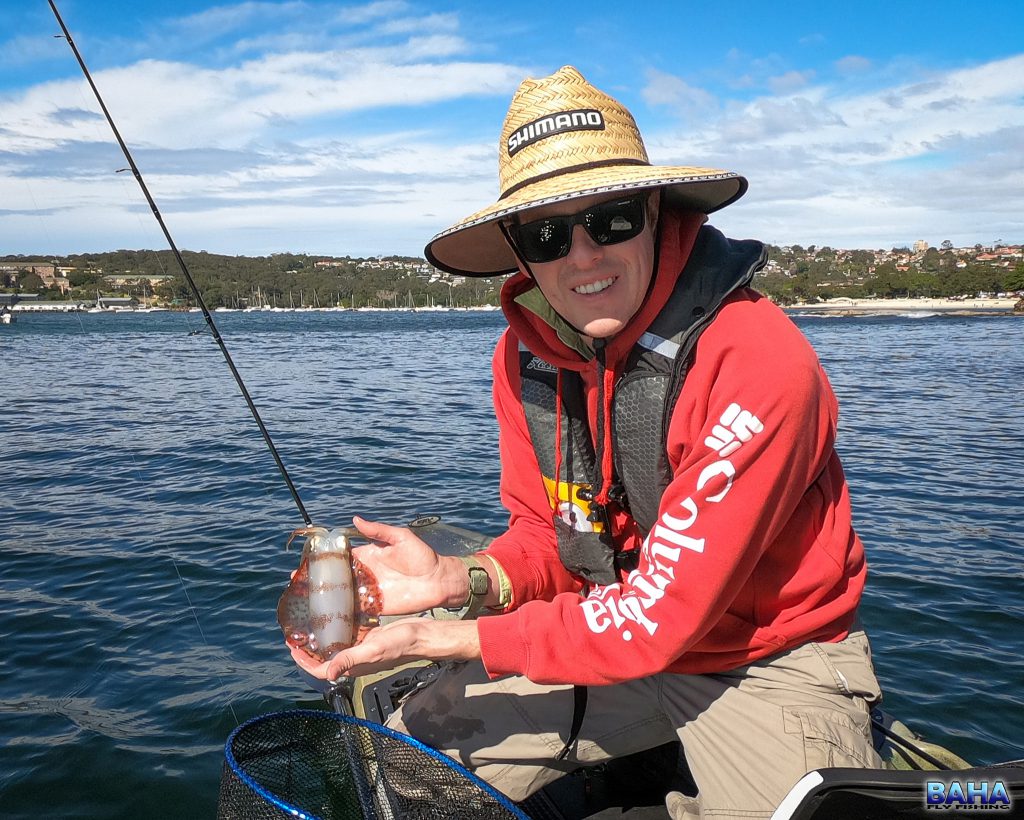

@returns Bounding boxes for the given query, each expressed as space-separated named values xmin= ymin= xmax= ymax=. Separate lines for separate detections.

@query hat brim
xmin=425 ymin=164 xmax=747 ymax=277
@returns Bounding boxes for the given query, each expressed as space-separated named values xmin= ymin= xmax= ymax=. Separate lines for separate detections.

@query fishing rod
xmin=48 ymin=0 xmax=313 ymax=527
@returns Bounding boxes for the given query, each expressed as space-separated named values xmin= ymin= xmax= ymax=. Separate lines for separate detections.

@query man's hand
xmin=351 ymin=516 xmax=469 ymax=614
xmin=290 ymin=618 xmax=481 ymax=681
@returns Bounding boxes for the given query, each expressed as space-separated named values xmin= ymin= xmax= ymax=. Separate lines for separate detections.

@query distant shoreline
xmin=6 ymin=303 xmax=503 ymax=314
xmin=6 ymin=296 xmax=1021 ymax=318
xmin=781 ymin=297 xmax=1021 ymax=316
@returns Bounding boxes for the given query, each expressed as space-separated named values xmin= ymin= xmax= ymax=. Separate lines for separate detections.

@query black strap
xmin=556 ymin=685 xmax=589 ymax=761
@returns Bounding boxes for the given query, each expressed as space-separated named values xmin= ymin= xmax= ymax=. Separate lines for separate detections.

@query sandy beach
xmin=782 ymin=296 xmax=1021 ymax=316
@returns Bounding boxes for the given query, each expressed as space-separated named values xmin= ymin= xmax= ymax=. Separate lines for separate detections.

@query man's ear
xmin=647 ymin=189 xmax=661 ymax=226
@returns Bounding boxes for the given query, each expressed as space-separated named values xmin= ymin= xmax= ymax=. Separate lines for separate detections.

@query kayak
xmin=222 ymin=516 xmax=1022 ymax=820
xmin=321 ymin=517 xmax=1024 ymax=820
xmin=334 ymin=636 xmax=1023 ymax=819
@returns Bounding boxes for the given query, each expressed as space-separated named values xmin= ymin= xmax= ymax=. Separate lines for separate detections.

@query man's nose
xmin=564 ymin=224 xmax=602 ymax=267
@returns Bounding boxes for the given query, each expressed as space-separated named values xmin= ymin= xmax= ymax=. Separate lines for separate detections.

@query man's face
xmin=513 ymin=191 xmax=658 ymax=341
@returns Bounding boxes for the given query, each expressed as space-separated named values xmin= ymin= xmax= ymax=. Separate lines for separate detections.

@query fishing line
xmin=170 ymin=552 xmax=242 ymax=727
xmin=47 ymin=1 xmax=303 ymax=731
xmin=48 ymin=0 xmax=313 ymax=527
xmin=60 ymin=264 xmax=248 ymax=728
xmin=48 ymin=244 xmax=244 ymax=719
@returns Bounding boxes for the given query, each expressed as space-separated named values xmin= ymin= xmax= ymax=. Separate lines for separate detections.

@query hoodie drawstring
xmin=592 ymin=338 xmax=616 ymax=508
xmin=553 ymin=369 xmax=564 ymax=516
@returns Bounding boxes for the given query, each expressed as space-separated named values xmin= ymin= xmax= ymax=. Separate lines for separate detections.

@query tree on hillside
xmin=68 ymin=269 xmax=102 ymax=288
xmin=920 ymin=247 xmax=941 ymax=272
xmin=866 ymin=263 xmax=913 ymax=298
xmin=18 ymin=272 xmax=45 ymax=292
xmin=1002 ymin=263 xmax=1024 ymax=293
xmin=960 ymin=264 xmax=1003 ymax=295
xmin=848 ymin=249 xmax=873 ymax=268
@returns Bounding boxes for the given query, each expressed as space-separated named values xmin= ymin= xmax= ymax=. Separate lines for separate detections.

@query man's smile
xmin=572 ymin=276 xmax=617 ymax=295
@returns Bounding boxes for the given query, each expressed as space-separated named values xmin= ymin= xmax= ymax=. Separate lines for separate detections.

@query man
xmin=291 ymin=65 xmax=883 ymax=819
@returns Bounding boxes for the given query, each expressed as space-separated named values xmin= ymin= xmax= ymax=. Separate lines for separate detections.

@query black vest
xmin=518 ymin=226 xmax=766 ymax=585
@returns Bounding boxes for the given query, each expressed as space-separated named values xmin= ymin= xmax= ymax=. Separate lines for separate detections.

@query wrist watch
xmin=431 ymin=556 xmax=489 ymax=621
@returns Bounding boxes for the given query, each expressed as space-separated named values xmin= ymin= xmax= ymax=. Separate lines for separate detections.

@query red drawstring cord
xmin=595 ymin=362 xmax=615 ymax=506
xmin=553 ymin=369 xmax=563 ymax=514
xmin=592 ymin=340 xmax=615 ymax=507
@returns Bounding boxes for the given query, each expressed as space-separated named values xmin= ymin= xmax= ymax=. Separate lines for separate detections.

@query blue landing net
xmin=217 ymin=710 xmax=528 ymax=820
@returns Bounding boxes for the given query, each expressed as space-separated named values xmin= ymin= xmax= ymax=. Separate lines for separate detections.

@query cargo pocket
xmin=810 ymin=634 xmax=883 ymax=705
xmin=783 ymin=706 xmax=880 ymax=770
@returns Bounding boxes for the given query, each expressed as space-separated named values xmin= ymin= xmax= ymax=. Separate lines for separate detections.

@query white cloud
xmin=4 ymin=5 xmax=1023 ymax=256
xmin=329 ymin=0 xmax=411 ymax=27
xmin=0 ymin=34 xmax=58 ymax=68
xmin=0 ymin=1 xmax=527 ymax=257
xmin=835 ymin=55 xmax=872 ymax=75
xmin=718 ymin=93 xmax=845 ymax=142
xmin=165 ymin=1 xmax=310 ymax=40
xmin=642 ymin=68 xmax=715 ymax=114
xmin=0 ymin=49 xmax=524 ymax=152
xmin=645 ymin=54 xmax=1024 ymax=248
xmin=376 ymin=12 xmax=460 ymax=36
xmin=767 ymin=69 xmax=816 ymax=94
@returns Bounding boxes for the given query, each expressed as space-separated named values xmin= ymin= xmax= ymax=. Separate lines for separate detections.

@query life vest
xmin=518 ymin=226 xmax=767 ymax=585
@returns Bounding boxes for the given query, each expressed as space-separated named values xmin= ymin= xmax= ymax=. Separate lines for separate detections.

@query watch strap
xmin=431 ymin=555 xmax=489 ymax=621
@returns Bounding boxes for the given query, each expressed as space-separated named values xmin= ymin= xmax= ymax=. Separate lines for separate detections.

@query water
xmin=1 ymin=309 xmax=1022 ymax=817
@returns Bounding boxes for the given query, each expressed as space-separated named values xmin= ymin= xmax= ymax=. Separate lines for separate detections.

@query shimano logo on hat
xmin=507 ymin=109 xmax=605 ymax=156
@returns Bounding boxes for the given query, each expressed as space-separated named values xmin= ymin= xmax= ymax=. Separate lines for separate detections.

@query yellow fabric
xmin=482 ymin=554 xmax=514 ymax=611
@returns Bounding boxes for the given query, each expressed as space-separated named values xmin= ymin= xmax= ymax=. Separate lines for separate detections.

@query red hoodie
xmin=475 ymin=210 xmax=866 ymax=686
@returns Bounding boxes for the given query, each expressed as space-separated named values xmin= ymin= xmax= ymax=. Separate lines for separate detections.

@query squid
xmin=277 ymin=527 xmax=382 ymax=662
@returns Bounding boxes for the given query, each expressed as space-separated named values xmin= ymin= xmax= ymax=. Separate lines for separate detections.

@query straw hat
xmin=425 ymin=65 xmax=747 ymax=277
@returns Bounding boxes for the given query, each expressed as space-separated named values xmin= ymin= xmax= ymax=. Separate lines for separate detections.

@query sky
xmin=2 ymin=0 xmax=1023 ymax=258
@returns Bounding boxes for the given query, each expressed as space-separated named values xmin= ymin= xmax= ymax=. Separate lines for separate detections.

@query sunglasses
xmin=508 ymin=195 xmax=648 ymax=264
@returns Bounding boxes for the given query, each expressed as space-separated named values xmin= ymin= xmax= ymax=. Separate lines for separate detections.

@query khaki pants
xmin=386 ymin=629 xmax=883 ymax=819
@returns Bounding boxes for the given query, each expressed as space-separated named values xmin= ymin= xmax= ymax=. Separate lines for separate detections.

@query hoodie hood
xmin=499 ymin=206 xmax=707 ymax=515
xmin=500 ymin=207 xmax=707 ymax=368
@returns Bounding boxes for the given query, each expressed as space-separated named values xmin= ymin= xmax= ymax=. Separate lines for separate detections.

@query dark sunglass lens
xmin=516 ymin=218 xmax=571 ymax=263
xmin=512 ymin=196 xmax=646 ymax=263
xmin=585 ymin=198 xmax=645 ymax=245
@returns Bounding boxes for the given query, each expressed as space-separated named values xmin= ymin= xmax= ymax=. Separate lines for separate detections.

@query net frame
xmin=220 ymin=709 xmax=528 ymax=820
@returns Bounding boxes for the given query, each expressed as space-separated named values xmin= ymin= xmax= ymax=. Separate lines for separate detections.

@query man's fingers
xmin=327 ymin=653 xmax=354 ymax=680
xmin=289 ymin=645 xmax=330 ymax=677
xmin=352 ymin=515 xmax=406 ymax=546
xmin=288 ymin=642 xmax=356 ymax=681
